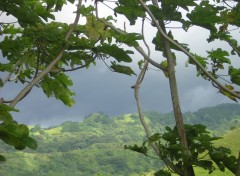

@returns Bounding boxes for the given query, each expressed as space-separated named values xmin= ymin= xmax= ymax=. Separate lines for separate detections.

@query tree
xmin=0 ymin=0 xmax=136 ymax=160
xmin=1 ymin=0 xmax=240 ymax=175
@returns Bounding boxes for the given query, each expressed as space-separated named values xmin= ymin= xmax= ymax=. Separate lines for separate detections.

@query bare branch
xmin=141 ymin=18 xmax=151 ymax=57
xmin=9 ymin=0 xmax=83 ymax=107
xmin=133 ymin=22 xmax=151 ymax=140
xmin=134 ymin=62 xmax=150 ymax=136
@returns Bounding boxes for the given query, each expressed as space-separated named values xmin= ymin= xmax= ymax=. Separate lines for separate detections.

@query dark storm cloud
xmin=1 ymin=55 xmax=234 ymax=127
xmin=0 ymin=5 xmax=237 ymax=127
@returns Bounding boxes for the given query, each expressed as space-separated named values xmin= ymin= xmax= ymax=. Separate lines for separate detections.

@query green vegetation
xmin=0 ymin=104 xmax=239 ymax=175
xmin=1 ymin=1 xmax=240 ymax=175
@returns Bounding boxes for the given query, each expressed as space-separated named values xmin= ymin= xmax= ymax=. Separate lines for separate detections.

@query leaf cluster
xmin=0 ymin=104 xmax=37 ymax=162
xmin=125 ymin=124 xmax=238 ymax=175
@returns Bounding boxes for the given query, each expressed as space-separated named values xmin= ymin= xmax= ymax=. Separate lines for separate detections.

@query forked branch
xmin=9 ymin=0 xmax=83 ymax=107
xmin=132 ymin=18 xmax=181 ymax=175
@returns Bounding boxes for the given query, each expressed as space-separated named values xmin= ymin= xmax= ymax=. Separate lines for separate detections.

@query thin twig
xmin=101 ymin=58 xmax=115 ymax=72
xmin=141 ymin=18 xmax=151 ymax=57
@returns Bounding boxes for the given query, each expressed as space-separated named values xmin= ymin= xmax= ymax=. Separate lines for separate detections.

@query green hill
xmin=0 ymin=103 xmax=239 ymax=175
xmin=187 ymin=128 xmax=240 ymax=176
xmin=215 ymin=128 xmax=240 ymax=156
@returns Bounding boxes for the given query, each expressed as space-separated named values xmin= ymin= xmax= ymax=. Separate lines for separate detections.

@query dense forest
xmin=0 ymin=103 xmax=239 ymax=176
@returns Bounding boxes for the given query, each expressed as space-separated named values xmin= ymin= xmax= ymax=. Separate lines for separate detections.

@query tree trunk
xmin=159 ymin=21 xmax=195 ymax=176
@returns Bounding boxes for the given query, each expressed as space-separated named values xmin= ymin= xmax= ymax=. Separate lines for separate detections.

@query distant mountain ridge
xmin=0 ymin=103 xmax=239 ymax=176
xmin=145 ymin=103 xmax=240 ymax=135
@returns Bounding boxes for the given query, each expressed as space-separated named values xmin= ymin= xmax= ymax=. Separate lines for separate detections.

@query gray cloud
xmin=1 ymin=54 xmax=235 ymax=127
xmin=1 ymin=4 xmax=238 ymax=127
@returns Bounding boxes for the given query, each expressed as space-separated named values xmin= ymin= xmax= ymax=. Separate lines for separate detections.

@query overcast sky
xmin=0 ymin=2 xmax=238 ymax=127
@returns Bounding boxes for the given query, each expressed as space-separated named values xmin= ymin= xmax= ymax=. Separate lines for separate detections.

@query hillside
xmin=146 ymin=103 xmax=240 ymax=135
xmin=0 ymin=103 xmax=239 ymax=175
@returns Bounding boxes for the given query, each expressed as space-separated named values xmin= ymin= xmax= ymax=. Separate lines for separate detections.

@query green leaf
xmin=85 ymin=15 xmax=106 ymax=42
xmin=22 ymin=137 xmax=38 ymax=150
xmin=219 ymin=84 xmax=237 ymax=102
xmin=46 ymin=0 xmax=56 ymax=10
xmin=138 ymin=60 xmax=144 ymax=69
xmin=33 ymin=2 xmax=55 ymax=21
xmin=0 ymin=104 xmax=17 ymax=123
xmin=160 ymin=60 xmax=169 ymax=78
xmin=227 ymin=3 xmax=240 ymax=26
xmin=165 ymin=126 xmax=172 ymax=132
xmin=124 ymin=144 xmax=148 ymax=156
xmin=147 ymin=133 xmax=161 ymax=144
xmin=186 ymin=1 xmax=222 ymax=32
xmin=229 ymin=66 xmax=240 ymax=86
xmin=110 ymin=62 xmax=136 ymax=76
xmin=68 ymin=37 xmax=95 ymax=50
xmin=0 ymin=120 xmax=38 ymax=152
xmin=79 ymin=5 xmax=95 ymax=16
xmin=114 ymin=0 xmax=145 ymax=25
xmin=41 ymin=74 xmax=75 ymax=106
xmin=148 ymin=5 xmax=163 ymax=20
xmin=163 ymin=0 xmax=197 ymax=11
xmin=152 ymin=31 xmax=189 ymax=53
xmin=207 ymin=48 xmax=230 ymax=65
xmin=55 ymin=0 xmax=66 ymax=11
xmin=67 ymin=0 xmax=75 ymax=3
xmin=189 ymin=54 xmax=208 ymax=77
xmin=160 ymin=1 xmax=182 ymax=21
xmin=0 ymin=155 xmax=6 ymax=162
xmin=152 ymin=31 xmax=164 ymax=52
xmin=0 ymin=104 xmax=18 ymax=112
xmin=154 ymin=169 xmax=171 ymax=176
xmin=168 ymin=144 xmax=181 ymax=151
xmin=97 ymin=44 xmax=133 ymax=63
xmin=195 ymin=160 xmax=214 ymax=173
xmin=113 ymin=32 xmax=143 ymax=47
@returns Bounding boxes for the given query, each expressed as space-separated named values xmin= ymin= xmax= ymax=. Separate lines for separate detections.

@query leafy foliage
xmin=41 ymin=73 xmax=75 ymax=106
xmin=126 ymin=123 xmax=238 ymax=175
xmin=0 ymin=104 xmax=37 ymax=161
xmin=114 ymin=0 xmax=145 ymax=25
